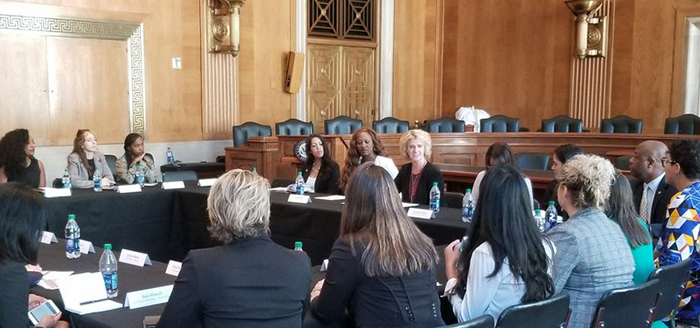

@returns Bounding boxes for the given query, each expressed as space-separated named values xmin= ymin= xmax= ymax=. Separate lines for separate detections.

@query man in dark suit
xmin=629 ymin=140 xmax=678 ymax=239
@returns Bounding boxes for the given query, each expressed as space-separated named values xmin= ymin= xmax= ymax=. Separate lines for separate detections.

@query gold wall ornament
xmin=565 ymin=0 xmax=608 ymax=59
xmin=208 ymin=0 xmax=246 ymax=57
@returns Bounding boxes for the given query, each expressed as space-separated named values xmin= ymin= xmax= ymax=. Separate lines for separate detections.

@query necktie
xmin=640 ymin=185 xmax=649 ymax=224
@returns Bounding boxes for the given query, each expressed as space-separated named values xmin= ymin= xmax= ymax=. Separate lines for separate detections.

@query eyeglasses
xmin=661 ymin=157 xmax=678 ymax=167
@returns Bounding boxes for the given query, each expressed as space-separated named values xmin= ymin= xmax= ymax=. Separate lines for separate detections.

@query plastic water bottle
xmin=295 ymin=171 xmax=305 ymax=195
xmin=93 ymin=168 xmax=102 ymax=192
xmin=545 ymin=201 xmax=558 ymax=231
xmin=251 ymin=167 xmax=258 ymax=175
xmin=99 ymin=244 xmax=118 ymax=298
xmin=294 ymin=241 xmax=303 ymax=251
xmin=135 ymin=163 xmax=145 ymax=186
xmin=534 ymin=209 xmax=547 ymax=232
xmin=62 ymin=167 xmax=71 ymax=189
xmin=166 ymin=147 xmax=175 ymax=165
xmin=462 ymin=189 xmax=474 ymax=223
xmin=65 ymin=214 xmax=81 ymax=259
xmin=429 ymin=182 xmax=440 ymax=213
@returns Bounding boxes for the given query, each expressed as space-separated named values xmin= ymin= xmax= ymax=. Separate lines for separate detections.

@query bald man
xmin=629 ymin=140 xmax=677 ymax=238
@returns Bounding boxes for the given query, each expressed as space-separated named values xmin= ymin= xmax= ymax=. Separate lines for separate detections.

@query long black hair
xmin=458 ymin=165 xmax=554 ymax=302
xmin=0 ymin=129 xmax=31 ymax=181
xmin=0 ymin=183 xmax=46 ymax=264
xmin=304 ymin=134 xmax=334 ymax=180
xmin=605 ymin=173 xmax=652 ymax=248
xmin=123 ymin=133 xmax=143 ymax=170
xmin=485 ymin=142 xmax=518 ymax=169
xmin=554 ymin=144 xmax=583 ymax=164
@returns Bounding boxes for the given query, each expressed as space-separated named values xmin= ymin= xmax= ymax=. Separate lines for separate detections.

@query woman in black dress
xmin=394 ymin=129 xmax=444 ymax=205
xmin=300 ymin=134 xmax=340 ymax=194
xmin=0 ymin=129 xmax=46 ymax=188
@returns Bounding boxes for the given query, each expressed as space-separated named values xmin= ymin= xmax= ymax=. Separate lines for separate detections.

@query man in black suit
xmin=629 ymin=140 xmax=678 ymax=239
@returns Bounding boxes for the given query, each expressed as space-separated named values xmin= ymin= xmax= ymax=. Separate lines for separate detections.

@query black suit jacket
xmin=302 ymin=161 xmax=340 ymax=195
xmin=157 ymin=234 xmax=311 ymax=328
xmin=630 ymin=175 xmax=678 ymax=234
xmin=394 ymin=162 xmax=445 ymax=206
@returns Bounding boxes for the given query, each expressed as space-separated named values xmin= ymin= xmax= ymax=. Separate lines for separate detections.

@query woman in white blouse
xmin=339 ymin=127 xmax=398 ymax=191
xmin=472 ymin=142 xmax=534 ymax=205
xmin=444 ymin=164 xmax=555 ymax=324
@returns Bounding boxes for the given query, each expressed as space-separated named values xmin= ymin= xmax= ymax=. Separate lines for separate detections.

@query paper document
xmin=268 ymin=187 xmax=288 ymax=192
xmin=315 ymin=195 xmax=345 ymax=201
xmin=402 ymin=202 xmax=420 ymax=208
xmin=38 ymin=271 xmax=74 ymax=290
xmin=58 ymin=272 xmax=122 ymax=315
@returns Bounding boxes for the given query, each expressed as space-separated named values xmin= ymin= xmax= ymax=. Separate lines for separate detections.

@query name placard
xmin=117 ymin=185 xmax=142 ymax=194
xmin=288 ymin=194 xmax=311 ymax=204
xmin=43 ymin=188 xmax=71 ymax=198
xmin=40 ymin=231 xmax=58 ymax=244
xmin=118 ymin=249 xmax=152 ymax=267
xmin=197 ymin=178 xmax=217 ymax=187
xmin=320 ymin=259 xmax=329 ymax=272
xmin=161 ymin=181 xmax=185 ymax=190
xmin=165 ymin=260 xmax=182 ymax=277
xmin=79 ymin=240 xmax=95 ymax=254
xmin=124 ymin=285 xmax=173 ymax=309
xmin=407 ymin=208 xmax=434 ymax=220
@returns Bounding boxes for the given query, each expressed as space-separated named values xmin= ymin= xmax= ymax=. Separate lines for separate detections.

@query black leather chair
xmin=515 ymin=153 xmax=550 ymax=171
xmin=324 ymin=116 xmax=363 ymax=134
xmin=540 ymin=115 xmax=583 ymax=133
xmin=162 ymin=170 xmax=198 ymax=182
xmin=665 ymin=114 xmax=700 ymax=135
xmin=590 ymin=279 xmax=661 ymax=328
xmin=495 ymin=292 xmax=571 ymax=328
xmin=600 ymin=115 xmax=643 ymax=133
xmin=275 ymin=119 xmax=314 ymax=136
xmin=435 ymin=315 xmax=494 ymax=328
xmin=480 ymin=115 xmax=520 ymax=132
xmin=443 ymin=191 xmax=464 ymax=209
xmin=232 ymin=122 xmax=272 ymax=147
xmin=271 ymin=178 xmax=294 ymax=188
xmin=104 ymin=154 xmax=118 ymax=174
xmin=648 ymin=259 xmax=691 ymax=324
xmin=614 ymin=155 xmax=632 ymax=170
xmin=425 ymin=118 xmax=466 ymax=133
xmin=373 ymin=117 xmax=410 ymax=134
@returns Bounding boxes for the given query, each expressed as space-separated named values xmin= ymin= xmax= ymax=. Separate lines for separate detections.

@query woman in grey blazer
xmin=546 ymin=154 xmax=634 ymax=328
xmin=67 ymin=129 xmax=114 ymax=189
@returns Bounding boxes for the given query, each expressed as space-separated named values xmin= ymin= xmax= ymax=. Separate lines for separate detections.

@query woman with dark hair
xmin=115 ymin=133 xmax=157 ymax=184
xmin=605 ymin=173 xmax=653 ymax=285
xmin=471 ymin=142 xmax=533 ymax=205
xmin=67 ymin=129 xmax=114 ymax=189
xmin=0 ymin=129 xmax=46 ymax=188
xmin=394 ymin=129 xmax=445 ymax=205
xmin=0 ymin=183 xmax=67 ymax=328
xmin=300 ymin=134 xmax=340 ymax=194
xmin=339 ymin=127 xmax=398 ymax=191
xmin=443 ymin=165 xmax=555 ymax=323
xmin=544 ymin=144 xmax=583 ymax=215
xmin=308 ymin=163 xmax=444 ymax=327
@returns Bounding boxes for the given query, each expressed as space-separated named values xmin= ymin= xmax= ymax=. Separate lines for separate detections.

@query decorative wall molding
xmin=0 ymin=14 xmax=146 ymax=135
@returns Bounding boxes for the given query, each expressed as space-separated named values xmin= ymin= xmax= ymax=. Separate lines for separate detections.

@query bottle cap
xmin=294 ymin=241 xmax=303 ymax=249
xmin=535 ymin=209 xmax=542 ymax=214
xmin=252 ymin=167 xmax=257 ymax=171
xmin=466 ymin=189 xmax=472 ymax=193
xmin=548 ymin=201 xmax=555 ymax=205
xmin=68 ymin=214 xmax=75 ymax=220
xmin=104 ymin=244 xmax=112 ymax=250
xmin=433 ymin=182 xmax=438 ymax=186
xmin=298 ymin=171 xmax=303 ymax=175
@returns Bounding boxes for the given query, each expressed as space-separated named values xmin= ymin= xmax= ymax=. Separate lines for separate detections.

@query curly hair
xmin=669 ymin=139 xmax=700 ymax=179
xmin=339 ymin=127 xmax=386 ymax=191
xmin=0 ymin=129 xmax=31 ymax=181
xmin=399 ymin=129 xmax=432 ymax=161
xmin=557 ymin=154 xmax=616 ymax=209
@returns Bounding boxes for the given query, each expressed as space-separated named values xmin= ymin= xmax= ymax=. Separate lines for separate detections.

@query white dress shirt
xmin=641 ymin=173 xmax=665 ymax=221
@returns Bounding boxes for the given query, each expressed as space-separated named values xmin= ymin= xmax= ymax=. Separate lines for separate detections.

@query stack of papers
xmin=58 ymin=272 xmax=122 ymax=315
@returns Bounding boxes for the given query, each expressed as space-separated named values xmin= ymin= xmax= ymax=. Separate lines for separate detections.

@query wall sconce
xmin=208 ymin=0 xmax=246 ymax=57
xmin=565 ymin=0 xmax=608 ymax=59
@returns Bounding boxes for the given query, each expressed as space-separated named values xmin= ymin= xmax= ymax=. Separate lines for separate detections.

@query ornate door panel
xmin=341 ymin=46 xmax=375 ymax=126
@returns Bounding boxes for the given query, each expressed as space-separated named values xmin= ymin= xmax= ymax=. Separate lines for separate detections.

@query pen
xmin=79 ymin=298 xmax=109 ymax=306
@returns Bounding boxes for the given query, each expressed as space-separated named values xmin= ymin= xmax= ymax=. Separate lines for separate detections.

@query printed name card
xmin=320 ymin=259 xmax=329 ymax=272
xmin=407 ymin=208 xmax=434 ymax=220
xmin=117 ymin=185 xmax=142 ymax=194
xmin=79 ymin=240 xmax=95 ymax=254
xmin=40 ymin=231 xmax=58 ymax=244
xmin=288 ymin=194 xmax=311 ymax=204
xmin=165 ymin=261 xmax=182 ymax=276
xmin=43 ymin=188 xmax=71 ymax=198
xmin=124 ymin=285 xmax=174 ymax=309
xmin=161 ymin=181 xmax=185 ymax=190
xmin=197 ymin=178 xmax=217 ymax=187
xmin=118 ymin=249 xmax=152 ymax=267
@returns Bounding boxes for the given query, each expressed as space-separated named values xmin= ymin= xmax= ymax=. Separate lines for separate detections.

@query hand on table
xmin=37 ymin=311 xmax=62 ymax=328
xmin=26 ymin=264 xmax=43 ymax=272
xmin=28 ymin=294 xmax=46 ymax=310
xmin=310 ymin=279 xmax=325 ymax=301
xmin=101 ymin=178 xmax=112 ymax=188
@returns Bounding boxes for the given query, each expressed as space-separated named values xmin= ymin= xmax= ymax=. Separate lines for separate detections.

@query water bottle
xmin=295 ymin=171 xmax=305 ymax=195
xmin=65 ymin=214 xmax=81 ymax=259
xmin=545 ymin=201 xmax=558 ymax=231
xmin=166 ymin=147 xmax=175 ymax=165
xmin=294 ymin=241 xmax=303 ymax=251
xmin=62 ymin=167 xmax=71 ymax=189
xmin=429 ymin=182 xmax=440 ymax=213
xmin=99 ymin=244 xmax=119 ymax=298
xmin=462 ymin=189 xmax=474 ymax=223
xmin=251 ymin=167 xmax=258 ymax=175
xmin=534 ymin=209 xmax=547 ymax=232
xmin=93 ymin=168 xmax=102 ymax=192
xmin=135 ymin=163 xmax=145 ymax=186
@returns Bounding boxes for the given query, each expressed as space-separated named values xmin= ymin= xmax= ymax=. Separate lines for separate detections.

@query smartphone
xmin=28 ymin=299 xmax=59 ymax=325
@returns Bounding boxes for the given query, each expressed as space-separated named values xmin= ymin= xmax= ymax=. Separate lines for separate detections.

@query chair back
xmin=162 ymin=170 xmax=198 ymax=182
xmin=600 ymin=115 xmax=643 ymax=133
xmin=480 ymin=115 xmax=520 ymax=132
xmin=275 ymin=119 xmax=314 ymax=136
xmin=425 ymin=118 xmax=466 ymax=133
xmin=373 ymin=117 xmax=410 ymax=134
xmin=104 ymin=154 xmax=118 ymax=174
xmin=495 ymin=292 xmax=571 ymax=328
xmin=443 ymin=191 xmax=464 ymax=209
xmin=590 ymin=279 xmax=660 ymax=328
xmin=664 ymin=114 xmax=700 ymax=135
xmin=648 ymin=258 xmax=691 ymax=322
xmin=232 ymin=122 xmax=272 ymax=147
xmin=437 ymin=315 xmax=495 ymax=328
xmin=541 ymin=116 xmax=583 ymax=133
xmin=324 ymin=115 xmax=363 ymax=135
xmin=271 ymin=178 xmax=294 ymax=188
xmin=515 ymin=153 xmax=550 ymax=170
